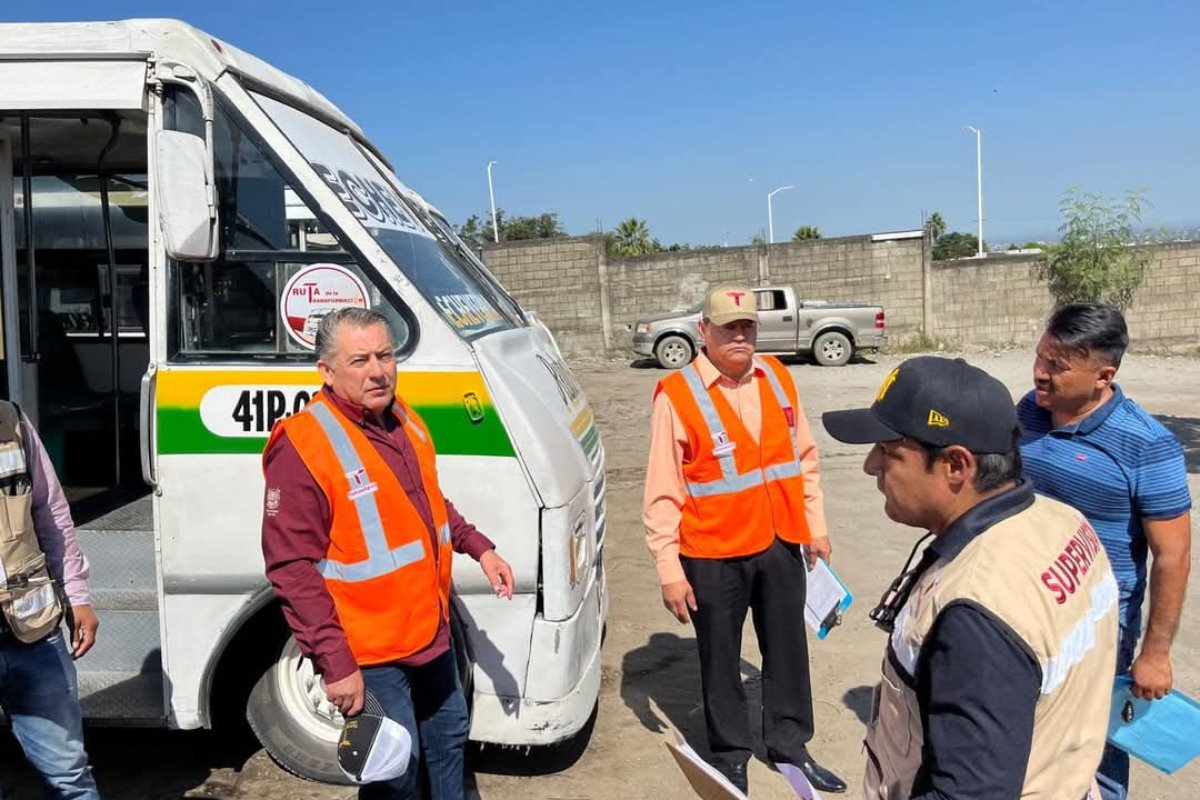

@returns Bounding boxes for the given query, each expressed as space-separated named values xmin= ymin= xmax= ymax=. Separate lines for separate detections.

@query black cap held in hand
xmin=337 ymin=690 xmax=412 ymax=784
xmin=821 ymin=356 xmax=1018 ymax=453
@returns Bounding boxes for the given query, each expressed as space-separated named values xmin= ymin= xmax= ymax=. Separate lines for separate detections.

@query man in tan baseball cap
xmin=696 ymin=285 xmax=759 ymax=378
xmin=642 ymin=283 xmax=844 ymax=794
xmin=702 ymin=285 xmax=759 ymax=326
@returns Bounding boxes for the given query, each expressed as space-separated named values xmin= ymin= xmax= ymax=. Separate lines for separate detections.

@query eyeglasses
xmin=869 ymin=532 xmax=936 ymax=634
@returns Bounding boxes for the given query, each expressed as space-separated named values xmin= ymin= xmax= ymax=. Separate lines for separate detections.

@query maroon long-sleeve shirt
xmin=261 ymin=387 xmax=495 ymax=683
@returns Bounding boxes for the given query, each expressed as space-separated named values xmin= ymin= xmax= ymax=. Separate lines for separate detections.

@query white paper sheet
xmin=804 ymin=558 xmax=849 ymax=636
xmin=666 ymin=730 xmax=748 ymax=800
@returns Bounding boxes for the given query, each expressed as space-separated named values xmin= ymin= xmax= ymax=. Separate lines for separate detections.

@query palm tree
xmin=792 ymin=225 xmax=822 ymax=241
xmin=929 ymin=211 xmax=947 ymax=241
xmin=609 ymin=218 xmax=654 ymax=257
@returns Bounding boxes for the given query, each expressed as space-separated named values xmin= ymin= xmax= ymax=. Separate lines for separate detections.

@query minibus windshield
xmin=251 ymin=91 xmax=513 ymax=339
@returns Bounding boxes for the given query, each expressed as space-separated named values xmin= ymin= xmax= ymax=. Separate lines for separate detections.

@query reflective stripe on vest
xmin=308 ymin=402 xmax=427 ymax=583
xmin=0 ymin=445 xmax=26 ymax=480
xmin=392 ymin=405 xmax=444 ymax=544
xmin=1041 ymin=574 xmax=1118 ymax=694
xmin=395 ymin=403 xmax=428 ymax=444
xmin=678 ymin=358 xmax=801 ymax=498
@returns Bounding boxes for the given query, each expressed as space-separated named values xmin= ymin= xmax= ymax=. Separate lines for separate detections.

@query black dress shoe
xmin=717 ymin=760 xmax=749 ymax=795
xmin=794 ymin=753 xmax=846 ymax=793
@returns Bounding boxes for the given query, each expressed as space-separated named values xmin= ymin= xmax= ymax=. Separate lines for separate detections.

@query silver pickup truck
xmin=631 ymin=286 xmax=888 ymax=368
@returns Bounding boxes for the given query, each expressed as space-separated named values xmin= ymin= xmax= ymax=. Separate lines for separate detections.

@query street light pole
xmin=486 ymin=160 xmax=499 ymax=243
xmin=767 ymin=185 xmax=794 ymax=244
xmin=964 ymin=126 xmax=983 ymax=257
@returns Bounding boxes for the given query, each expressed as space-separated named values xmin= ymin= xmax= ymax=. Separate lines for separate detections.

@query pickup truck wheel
xmin=813 ymin=331 xmax=853 ymax=367
xmin=655 ymin=334 xmax=694 ymax=369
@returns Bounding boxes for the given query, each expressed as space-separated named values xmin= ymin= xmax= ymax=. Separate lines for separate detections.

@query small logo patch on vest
xmin=265 ymin=487 xmax=281 ymax=517
xmin=712 ymin=430 xmax=736 ymax=456
xmin=783 ymin=406 xmax=795 ymax=428
xmin=346 ymin=468 xmax=379 ymax=500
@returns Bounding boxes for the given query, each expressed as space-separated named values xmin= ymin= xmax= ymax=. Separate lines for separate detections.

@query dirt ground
xmin=3 ymin=349 xmax=1198 ymax=799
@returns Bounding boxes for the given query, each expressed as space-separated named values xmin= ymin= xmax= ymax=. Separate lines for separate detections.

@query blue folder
xmin=1106 ymin=675 xmax=1200 ymax=774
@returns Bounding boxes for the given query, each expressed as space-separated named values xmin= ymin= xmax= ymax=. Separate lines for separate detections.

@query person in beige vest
xmin=822 ymin=357 xmax=1118 ymax=800
xmin=0 ymin=400 xmax=101 ymax=799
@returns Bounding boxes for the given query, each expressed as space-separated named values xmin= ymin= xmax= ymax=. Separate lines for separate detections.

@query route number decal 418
xmin=199 ymin=385 xmax=322 ymax=437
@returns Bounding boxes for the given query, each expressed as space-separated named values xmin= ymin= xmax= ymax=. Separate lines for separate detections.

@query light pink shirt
xmin=642 ymin=352 xmax=828 ymax=585
xmin=20 ymin=412 xmax=91 ymax=607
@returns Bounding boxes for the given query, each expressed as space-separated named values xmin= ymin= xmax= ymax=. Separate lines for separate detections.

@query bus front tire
xmin=247 ymin=636 xmax=351 ymax=785
xmin=247 ymin=616 xmax=474 ymax=785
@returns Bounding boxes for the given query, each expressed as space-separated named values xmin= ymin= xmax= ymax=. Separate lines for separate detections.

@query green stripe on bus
xmin=156 ymin=405 xmax=516 ymax=457
xmin=580 ymin=424 xmax=600 ymax=458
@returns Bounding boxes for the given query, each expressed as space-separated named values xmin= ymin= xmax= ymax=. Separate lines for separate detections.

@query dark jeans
xmin=1097 ymin=602 xmax=1140 ymax=800
xmin=681 ymin=537 xmax=814 ymax=768
xmin=359 ymin=649 xmax=470 ymax=800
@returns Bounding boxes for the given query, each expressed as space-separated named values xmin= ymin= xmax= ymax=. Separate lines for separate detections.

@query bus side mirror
xmin=154 ymin=130 xmax=218 ymax=261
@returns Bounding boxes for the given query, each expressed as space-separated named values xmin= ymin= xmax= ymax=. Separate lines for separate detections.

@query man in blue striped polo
xmin=1018 ymin=303 xmax=1193 ymax=800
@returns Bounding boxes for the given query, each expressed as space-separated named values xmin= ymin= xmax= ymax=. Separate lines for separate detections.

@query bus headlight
xmin=568 ymin=515 xmax=589 ymax=588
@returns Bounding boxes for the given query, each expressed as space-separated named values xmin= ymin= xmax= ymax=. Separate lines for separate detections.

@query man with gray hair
xmin=261 ymin=307 xmax=514 ymax=799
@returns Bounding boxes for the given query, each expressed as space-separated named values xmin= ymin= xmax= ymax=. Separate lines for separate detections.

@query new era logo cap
xmin=821 ymin=356 xmax=1018 ymax=453
xmin=702 ymin=285 xmax=758 ymax=325
xmin=337 ymin=690 xmax=413 ymax=784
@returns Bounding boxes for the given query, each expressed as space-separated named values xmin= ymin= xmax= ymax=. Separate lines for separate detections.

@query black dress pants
xmin=681 ymin=537 xmax=814 ymax=767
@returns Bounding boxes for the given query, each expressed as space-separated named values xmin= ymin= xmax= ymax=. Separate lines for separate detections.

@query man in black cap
xmin=822 ymin=356 xmax=1118 ymax=800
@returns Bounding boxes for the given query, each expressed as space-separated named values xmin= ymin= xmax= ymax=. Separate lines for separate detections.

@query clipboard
xmin=1107 ymin=675 xmax=1200 ymax=774
xmin=665 ymin=730 xmax=748 ymax=800
xmin=667 ymin=729 xmax=748 ymax=796
xmin=804 ymin=558 xmax=853 ymax=640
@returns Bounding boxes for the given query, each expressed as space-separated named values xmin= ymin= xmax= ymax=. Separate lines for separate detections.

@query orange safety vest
xmin=265 ymin=392 xmax=453 ymax=666
xmin=655 ymin=355 xmax=811 ymax=559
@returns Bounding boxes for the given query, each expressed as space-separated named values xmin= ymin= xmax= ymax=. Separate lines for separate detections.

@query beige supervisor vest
xmin=0 ymin=401 xmax=65 ymax=643
xmin=863 ymin=495 xmax=1118 ymax=800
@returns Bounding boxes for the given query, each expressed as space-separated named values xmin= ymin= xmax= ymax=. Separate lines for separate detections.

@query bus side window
xmin=162 ymin=89 xmax=411 ymax=361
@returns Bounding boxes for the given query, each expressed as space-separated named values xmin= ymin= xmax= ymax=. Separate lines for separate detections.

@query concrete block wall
xmin=932 ymin=243 xmax=1200 ymax=350
xmin=479 ymin=233 xmax=1200 ymax=359
xmin=932 ymin=255 xmax=1052 ymax=346
xmin=605 ymin=246 xmax=759 ymax=351
xmin=1125 ymin=243 xmax=1200 ymax=347
xmin=767 ymin=236 xmax=926 ymax=338
xmin=482 ymin=236 xmax=608 ymax=356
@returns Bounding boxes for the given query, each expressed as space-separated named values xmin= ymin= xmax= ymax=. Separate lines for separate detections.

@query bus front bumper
xmin=469 ymin=563 xmax=606 ymax=746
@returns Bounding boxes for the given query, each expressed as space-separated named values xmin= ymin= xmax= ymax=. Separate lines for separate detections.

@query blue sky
xmin=6 ymin=1 xmax=1199 ymax=246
